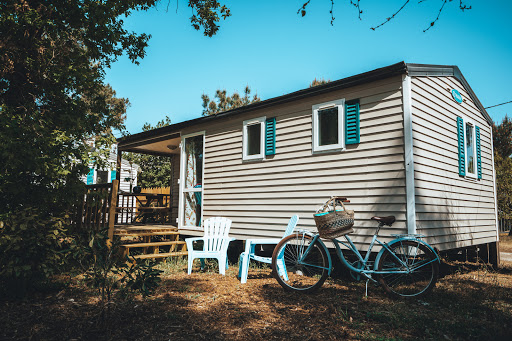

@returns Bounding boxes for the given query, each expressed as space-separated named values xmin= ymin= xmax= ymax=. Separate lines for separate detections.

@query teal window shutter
xmin=265 ymin=117 xmax=276 ymax=156
xmin=87 ymin=168 xmax=94 ymax=185
xmin=476 ymin=126 xmax=482 ymax=179
xmin=110 ymin=170 xmax=117 ymax=183
xmin=457 ymin=116 xmax=466 ymax=177
xmin=345 ymin=100 xmax=360 ymax=145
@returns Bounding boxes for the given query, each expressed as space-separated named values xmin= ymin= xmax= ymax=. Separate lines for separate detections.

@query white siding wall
xmin=180 ymin=76 xmax=407 ymax=248
xmin=118 ymin=163 xmax=138 ymax=193
xmin=411 ymin=76 xmax=497 ymax=251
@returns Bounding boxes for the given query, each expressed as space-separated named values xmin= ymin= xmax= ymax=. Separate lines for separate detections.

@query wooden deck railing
xmin=77 ymin=180 xmax=119 ymax=239
xmin=116 ymin=190 xmax=172 ymax=225
xmin=77 ymin=181 xmax=174 ymax=239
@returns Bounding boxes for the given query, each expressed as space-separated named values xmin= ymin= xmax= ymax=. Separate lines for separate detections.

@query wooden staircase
xmin=114 ymin=225 xmax=188 ymax=260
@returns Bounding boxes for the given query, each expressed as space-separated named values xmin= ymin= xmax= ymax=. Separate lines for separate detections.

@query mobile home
xmin=117 ymin=62 xmax=499 ymax=265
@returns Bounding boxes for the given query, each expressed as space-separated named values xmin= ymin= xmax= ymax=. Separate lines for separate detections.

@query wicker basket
xmin=314 ymin=197 xmax=354 ymax=239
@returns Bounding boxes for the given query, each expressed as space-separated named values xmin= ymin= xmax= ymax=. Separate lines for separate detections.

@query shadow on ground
xmin=1 ymin=261 xmax=512 ymax=340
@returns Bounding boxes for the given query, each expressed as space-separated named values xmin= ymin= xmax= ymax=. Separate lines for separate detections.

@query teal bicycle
xmin=271 ymin=203 xmax=440 ymax=298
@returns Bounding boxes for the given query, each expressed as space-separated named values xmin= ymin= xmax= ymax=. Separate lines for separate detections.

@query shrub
xmin=0 ymin=208 xmax=70 ymax=297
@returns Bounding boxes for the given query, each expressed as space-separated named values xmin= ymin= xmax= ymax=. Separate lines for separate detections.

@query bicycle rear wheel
xmin=271 ymin=233 xmax=329 ymax=293
xmin=377 ymin=240 xmax=438 ymax=298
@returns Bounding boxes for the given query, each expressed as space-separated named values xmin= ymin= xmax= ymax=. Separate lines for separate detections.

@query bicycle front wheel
xmin=377 ymin=240 xmax=439 ymax=298
xmin=271 ymin=233 xmax=329 ymax=293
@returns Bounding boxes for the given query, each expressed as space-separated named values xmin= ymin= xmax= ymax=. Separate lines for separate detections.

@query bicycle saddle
xmin=371 ymin=216 xmax=395 ymax=226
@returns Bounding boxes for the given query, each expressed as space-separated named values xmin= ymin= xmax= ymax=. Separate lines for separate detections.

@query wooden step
xmin=132 ymin=251 xmax=188 ymax=260
xmin=122 ymin=241 xmax=186 ymax=249
xmin=115 ymin=231 xmax=179 ymax=237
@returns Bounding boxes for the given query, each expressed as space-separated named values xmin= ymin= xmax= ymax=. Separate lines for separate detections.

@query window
xmin=457 ymin=116 xmax=481 ymax=179
xmin=312 ymin=99 xmax=345 ymax=152
xmin=465 ymin=122 xmax=475 ymax=176
xmin=243 ymin=117 xmax=266 ymax=161
xmin=96 ymin=170 xmax=109 ymax=184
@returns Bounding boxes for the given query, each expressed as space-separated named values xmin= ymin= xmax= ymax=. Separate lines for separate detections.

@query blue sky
xmin=105 ymin=1 xmax=512 ymax=135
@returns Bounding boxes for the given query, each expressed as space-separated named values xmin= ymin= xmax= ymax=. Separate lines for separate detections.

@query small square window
xmin=312 ymin=99 xmax=345 ymax=153
xmin=243 ymin=117 xmax=265 ymax=161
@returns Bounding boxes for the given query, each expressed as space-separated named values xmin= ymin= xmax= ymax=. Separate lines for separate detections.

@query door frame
xmin=178 ymin=131 xmax=205 ymax=230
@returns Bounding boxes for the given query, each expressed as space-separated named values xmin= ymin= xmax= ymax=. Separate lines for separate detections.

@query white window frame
xmin=243 ymin=116 xmax=266 ymax=161
xmin=462 ymin=116 xmax=477 ymax=179
xmin=178 ymin=131 xmax=206 ymax=230
xmin=312 ymin=99 xmax=345 ymax=153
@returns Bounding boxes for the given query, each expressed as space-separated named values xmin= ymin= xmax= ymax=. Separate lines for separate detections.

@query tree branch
xmin=423 ymin=0 xmax=447 ymax=32
xmin=371 ymin=0 xmax=410 ymax=31
xmin=349 ymin=1 xmax=363 ymax=20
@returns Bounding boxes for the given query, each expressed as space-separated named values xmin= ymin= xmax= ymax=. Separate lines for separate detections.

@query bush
xmin=82 ymin=229 xmax=162 ymax=303
xmin=0 ymin=208 xmax=70 ymax=297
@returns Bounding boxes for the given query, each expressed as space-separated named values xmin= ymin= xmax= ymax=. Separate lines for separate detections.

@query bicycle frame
xmin=298 ymin=229 xmax=440 ymax=283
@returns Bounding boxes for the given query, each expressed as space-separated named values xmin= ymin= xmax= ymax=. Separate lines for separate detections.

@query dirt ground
xmin=1 ymin=255 xmax=511 ymax=341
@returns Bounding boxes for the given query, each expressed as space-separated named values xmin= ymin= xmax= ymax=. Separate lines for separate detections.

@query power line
xmin=485 ymin=100 xmax=512 ymax=110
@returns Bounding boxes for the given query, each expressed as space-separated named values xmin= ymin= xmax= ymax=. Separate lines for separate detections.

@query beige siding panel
xmin=414 ymin=154 xmax=493 ymax=181
xmin=206 ymin=156 xmax=403 ymax=180
xmin=414 ymin=164 xmax=494 ymax=187
xmin=177 ymin=76 xmax=408 ymax=245
xmin=415 ymin=197 xmax=495 ymax=209
xmin=424 ymin=231 xmax=497 ymax=249
xmin=206 ymin=179 xmax=405 ymax=193
xmin=411 ymin=76 xmax=497 ymax=249
xmin=205 ymin=170 xmax=406 ymax=188
xmin=413 ymin=77 xmax=488 ymax=127
xmin=206 ymin=187 xmax=406 ymax=200
xmin=205 ymin=141 xmax=404 ymax=169
xmin=414 ymin=170 xmax=494 ymax=193
xmin=204 ymin=126 xmax=403 ymax=160
xmin=416 ymin=219 xmax=496 ymax=229
xmin=415 ymin=184 xmax=494 ymax=200
xmin=206 ymin=146 xmax=405 ymax=171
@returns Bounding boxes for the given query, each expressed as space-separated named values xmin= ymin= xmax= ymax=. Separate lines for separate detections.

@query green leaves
xmin=189 ymin=0 xmax=231 ymax=37
xmin=0 ymin=1 xmax=231 ymax=215
xmin=0 ymin=208 xmax=71 ymax=296
xmin=494 ymin=116 xmax=512 ymax=220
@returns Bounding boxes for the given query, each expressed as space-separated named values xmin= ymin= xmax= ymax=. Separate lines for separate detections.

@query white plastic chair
xmin=185 ymin=217 xmax=235 ymax=275
xmin=238 ymin=215 xmax=299 ymax=284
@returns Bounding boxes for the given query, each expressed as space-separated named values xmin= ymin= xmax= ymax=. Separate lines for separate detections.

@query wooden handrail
xmin=108 ymin=180 xmax=119 ymax=240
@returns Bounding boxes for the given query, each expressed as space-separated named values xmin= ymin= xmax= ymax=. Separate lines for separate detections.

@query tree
xmin=0 ymin=0 xmax=230 ymax=215
xmin=0 ymin=0 xmax=230 ymax=291
xmin=124 ymin=117 xmax=173 ymax=188
xmin=493 ymin=116 xmax=512 ymax=235
xmin=299 ymin=0 xmax=471 ymax=32
xmin=201 ymin=86 xmax=261 ymax=116
xmin=309 ymin=78 xmax=331 ymax=87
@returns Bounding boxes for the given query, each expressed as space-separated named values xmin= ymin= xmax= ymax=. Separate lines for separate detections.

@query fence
xmin=140 ymin=187 xmax=171 ymax=195
xmin=77 ymin=180 xmax=118 ymax=239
